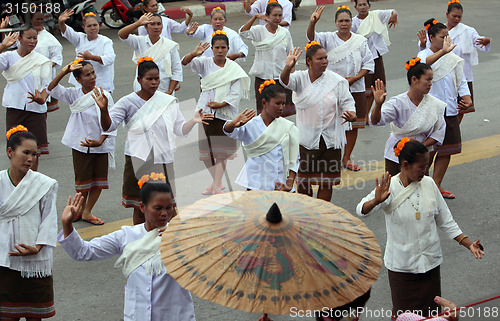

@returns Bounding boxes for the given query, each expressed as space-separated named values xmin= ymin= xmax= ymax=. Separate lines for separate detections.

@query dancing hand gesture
xmin=9 ymin=243 xmax=42 ymax=257
xmin=286 ymin=47 xmax=302 ymax=69
xmin=193 ymin=109 xmax=214 ymax=125
xmin=61 ymin=193 xmax=84 ymax=225
xmin=91 ymin=87 xmax=108 ymax=110
xmin=186 ymin=22 xmax=199 ymax=35
xmin=0 ymin=16 xmax=10 ymax=29
xmin=476 ymin=37 xmax=490 ymax=48
xmin=417 ymin=29 xmax=427 ymax=47
xmin=138 ymin=12 xmax=154 ymax=26
xmin=310 ymin=6 xmax=325 ymax=24
xmin=27 ymin=89 xmax=46 ymax=105
xmin=1 ymin=32 xmax=19 ymax=48
xmin=341 ymin=110 xmax=357 ymax=124
xmin=233 ymin=108 xmax=256 ymax=127
xmin=374 ymin=171 xmax=391 ymax=205
xmin=58 ymin=9 xmax=74 ymax=23
xmin=388 ymin=11 xmax=398 ymax=28
xmin=192 ymin=41 xmax=210 ymax=57
xmin=469 ymin=240 xmax=485 ymax=259
xmin=442 ymin=35 xmax=457 ymax=54
xmin=62 ymin=62 xmax=82 ymax=75
xmin=181 ymin=8 xmax=193 ymax=17
xmin=371 ymin=79 xmax=386 ymax=105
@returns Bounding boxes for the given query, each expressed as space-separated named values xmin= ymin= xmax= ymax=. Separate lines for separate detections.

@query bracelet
xmin=457 ymin=235 xmax=468 ymax=245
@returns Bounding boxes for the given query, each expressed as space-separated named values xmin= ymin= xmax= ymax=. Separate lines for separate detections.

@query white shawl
xmin=384 ymin=174 xmax=437 ymax=214
xmin=449 ymin=23 xmax=478 ymax=66
xmin=132 ymin=37 xmax=178 ymax=78
xmin=252 ymin=26 xmax=288 ymax=51
xmin=2 ymin=50 xmax=52 ymax=90
xmin=200 ymin=58 xmax=250 ymax=120
xmin=390 ymin=94 xmax=446 ymax=138
xmin=127 ymin=91 xmax=177 ymax=161
xmin=431 ymin=53 xmax=464 ymax=91
xmin=0 ymin=170 xmax=57 ymax=277
xmin=356 ymin=10 xmax=391 ymax=46
xmin=115 ymin=227 xmax=166 ymax=278
xmin=327 ymin=33 xmax=366 ymax=75
xmin=244 ymin=117 xmax=299 ymax=175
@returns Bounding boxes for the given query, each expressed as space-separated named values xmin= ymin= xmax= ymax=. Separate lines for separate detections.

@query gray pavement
xmin=0 ymin=0 xmax=499 ymax=320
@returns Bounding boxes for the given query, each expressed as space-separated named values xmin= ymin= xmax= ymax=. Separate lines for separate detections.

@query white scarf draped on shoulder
xmin=431 ymin=52 xmax=464 ymax=91
xmin=390 ymin=93 xmax=446 ymax=138
xmin=384 ymin=174 xmax=437 ymax=214
xmin=0 ymin=170 xmax=57 ymax=277
xmin=252 ymin=25 xmax=288 ymax=51
xmin=2 ymin=50 xmax=52 ymax=90
xmin=244 ymin=117 xmax=299 ymax=175
xmin=449 ymin=23 xmax=478 ymax=66
xmin=200 ymin=58 xmax=250 ymax=120
xmin=356 ymin=10 xmax=391 ymax=46
xmin=132 ymin=36 xmax=178 ymax=77
xmin=327 ymin=32 xmax=366 ymax=73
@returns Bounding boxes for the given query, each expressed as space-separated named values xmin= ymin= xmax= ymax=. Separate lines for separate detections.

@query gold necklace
xmin=409 ymin=192 xmax=420 ymax=220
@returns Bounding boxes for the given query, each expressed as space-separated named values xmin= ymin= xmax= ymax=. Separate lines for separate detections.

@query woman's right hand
xmin=138 ymin=12 xmax=154 ymax=26
xmin=286 ymin=47 xmax=302 ymax=69
xmin=374 ymin=171 xmax=391 ymax=205
xmin=417 ymin=29 xmax=427 ymax=47
xmin=186 ymin=22 xmax=199 ymax=35
xmin=442 ymin=35 xmax=457 ymax=54
xmin=371 ymin=79 xmax=386 ymax=105
xmin=61 ymin=193 xmax=84 ymax=225
xmin=310 ymin=6 xmax=325 ymax=24
xmin=0 ymin=16 xmax=10 ymax=29
xmin=62 ymin=62 xmax=82 ymax=74
xmin=1 ymin=32 xmax=19 ymax=48
xmin=58 ymin=9 xmax=74 ymax=23
xmin=233 ymin=108 xmax=256 ymax=127
xmin=192 ymin=41 xmax=210 ymax=57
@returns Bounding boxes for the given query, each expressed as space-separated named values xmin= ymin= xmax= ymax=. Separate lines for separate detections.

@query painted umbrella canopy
xmin=160 ymin=191 xmax=382 ymax=315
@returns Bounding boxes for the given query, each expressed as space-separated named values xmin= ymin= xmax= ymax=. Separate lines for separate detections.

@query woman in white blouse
xmin=137 ymin=0 xmax=193 ymax=40
xmin=239 ymin=2 xmax=295 ymax=116
xmin=58 ymin=9 xmax=116 ymax=92
xmin=357 ymin=139 xmax=484 ymax=320
xmin=307 ymin=5 xmax=374 ymax=171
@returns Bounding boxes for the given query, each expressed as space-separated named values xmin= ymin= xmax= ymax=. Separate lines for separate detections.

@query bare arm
xmin=240 ymin=15 xmax=259 ymax=33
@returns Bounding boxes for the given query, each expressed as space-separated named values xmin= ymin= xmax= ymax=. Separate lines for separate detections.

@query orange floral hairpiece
xmin=84 ymin=12 xmax=97 ymax=17
xmin=137 ymin=172 xmax=167 ymax=189
xmin=337 ymin=5 xmax=350 ymax=11
xmin=137 ymin=56 xmax=154 ymax=66
xmin=267 ymin=0 xmax=279 ymax=4
xmin=6 ymin=125 xmax=28 ymax=140
xmin=305 ymin=41 xmax=321 ymax=51
xmin=448 ymin=0 xmax=459 ymax=5
xmin=404 ymin=57 xmax=421 ymax=71
xmin=425 ymin=19 xmax=439 ymax=31
xmin=212 ymin=30 xmax=227 ymax=37
xmin=72 ymin=58 xmax=84 ymax=65
xmin=212 ymin=6 xmax=222 ymax=11
xmin=394 ymin=137 xmax=410 ymax=157
xmin=258 ymin=79 xmax=276 ymax=94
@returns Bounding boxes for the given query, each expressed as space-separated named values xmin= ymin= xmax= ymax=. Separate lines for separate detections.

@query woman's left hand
xmin=476 ymin=37 xmax=490 ymax=47
xmin=9 ymin=243 xmax=41 ymax=256
xmin=27 ymin=89 xmax=46 ymax=105
xmin=469 ymin=240 xmax=484 ymax=259
xmin=80 ymin=137 xmax=103 ymax=147
xmin=77 ymin=51 xmax=94 ymax=60
xmin=388 ymin=12 xmax=398 ymax=28
xmin=341 ymin=110 xmax=357 ymax=124
xmin=91 ymin=86 xmax=108 ymax=110
xmin=275 ymin=181 xmax=293 ymax=192
xmin=345 ymin=76 xmax=357 ymax=86
xmin=194 ymin=109 xmax=214 ymax=125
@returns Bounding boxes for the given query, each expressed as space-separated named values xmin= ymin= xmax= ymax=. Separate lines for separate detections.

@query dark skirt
xmin=0 ymin=266 xmax=55 ymax=319
xmin=198 ymin=119 xmax=237 ymax=162
xmin=6 ymin=108 xmax=48 ymax=155
xmin=388 ymin=265 xmax=441 ymax=319
xmin=365 ymin=55 xmax=386 ymax=95
xmin=351 ymin=91 xmax=367 ymax=129
xmin=254 ymin=77 xmax=295 ymax=117
xmin=436 ymin=115 xmax=462 ymax=156
xmin=72 ymin=149 xmax=109 ymax=193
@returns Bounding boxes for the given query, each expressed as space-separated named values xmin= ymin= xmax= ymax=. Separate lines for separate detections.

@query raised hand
xmin=181 ymin=7 xmax=193 ymax=17
xmin=442 ymin=35 xmax=457 ymax=53
xmin=27 ymin=89 xmax=46 ymax=105
xmin=138 ymin=12 xmax=154 ymax=26
xmin=1 ymin=32 xmax=19 ymax=48
xmin=255 ymin=13 xmax=267 ymax=21
xmin=310 ymin=6 xmax=325 ymax=24
xmin=58 ymin=9 xmax=74 ymax=23
xmin=371 ymin=79 xmax=386 ymax=105
xmin=186 ymin=22 xmax=199 ymax=35
xmin=193 ymin=109 xmax=214 ymax=125
xmin=341 ymin=110 xmax=357 ymax=124
xmin=0 ymin=16 xmax=10 ymax=29
xmin=192 ymin=41 xmax=210 ymax=57
xmin=233 ymin=108 xmax=256 ymax=127
xmin=476 ymin=37 xmax=490 ymax=48
xmin=417 ymin=29 xmax=427 ymax=47
xmin=374 ymin=171 xmax=391 ymax=205
xmin=388 ymin=12 xmax=398 ymax=28
xmin=62 ymin=62 xmax=83 ymax=74
xmin=77 ymin=51 xmax=94 ymax=60
xmin=61 ymin=193 xmax=84 ymax=225
xmin=286 ymin=47 xmax=302 ymax=69
xmin=91 ymin=87 xmax=108 ymax=110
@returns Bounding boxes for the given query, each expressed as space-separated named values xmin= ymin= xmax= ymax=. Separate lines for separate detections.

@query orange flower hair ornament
xmin=394 ymin=137 xmax=410 ymax=157
xmin=137 ymin=56 xmax=154 ymax=66
xmin=212 ymin=30 xmax=227 ymax=37
xmin=258 ymin=79 xmax=276 ymax=94
xmin=71 ymin=58 xmax=84 ymax=65
xmin=448 ymin=0 xmax=459 ymax=5
xmin=267 ymin=0 xmax=279 ymax=4
xmin=305 ymin=41 xmax=321 ymax=51
xmin=137 ymin=172 xmax=167 ymax=189
xmin=212 ymin=6 xmax=222 ymax=11
xmin=425 ymin=19 xmax=439 ymax=31
xmin=337 ymin=5 xmax=350 ymax=11
xmin=405 ymin=57 xmax=421 ymax=71
xmin=6 ymin=125 xmax=28 ymax=140
xmin=84 ymin=12 xmax=97 ymax=17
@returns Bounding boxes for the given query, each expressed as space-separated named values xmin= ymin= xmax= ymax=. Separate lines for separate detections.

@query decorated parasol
xmin=160 ymin=191 xmax=382 ymax=318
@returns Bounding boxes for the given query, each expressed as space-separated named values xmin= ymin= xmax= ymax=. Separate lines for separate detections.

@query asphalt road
xmin=0 ymin=0 xmax=499 ymax=320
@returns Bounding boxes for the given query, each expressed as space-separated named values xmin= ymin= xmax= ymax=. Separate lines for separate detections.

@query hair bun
xmin=138 ymin=172 xmax=166 ymax=189
xmin=337 ymin=5 xmax=350 ymax=11
xmin=137 ymin=56 xmax=154 ymax=66
xmin=305 ymin=41 xmax=321 ymax=51
xmin=405 ymin=57 xmax=421 ymax=70
xmin=258 ymin=79 xmax=276 ymax=94
xmin=211 ymin=30 xmax=227 ymax=37
xmin=6 ymin=125 xmax=28 ymax=140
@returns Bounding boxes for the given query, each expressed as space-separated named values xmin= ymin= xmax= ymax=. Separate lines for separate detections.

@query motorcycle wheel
xmin=101 ymin=8 xmax=126 ymax=29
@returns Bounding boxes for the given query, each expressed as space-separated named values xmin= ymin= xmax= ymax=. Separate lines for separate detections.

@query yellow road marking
xmin=76 ymin=134 xmax=500 ymax=240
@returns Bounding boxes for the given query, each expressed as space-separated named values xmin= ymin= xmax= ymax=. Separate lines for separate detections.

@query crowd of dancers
xmin=0 ymin=0 xmax=491 ymax=320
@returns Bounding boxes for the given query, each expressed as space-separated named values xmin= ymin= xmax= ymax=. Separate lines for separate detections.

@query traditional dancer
xmin=244 ymin=0 xmax=293 ymax=29
xmin=182 ymin=32 xmax=250 ymax=195
xmin=0 ymin=126 xmax=58 ymax=320
xmin=30 ymin=10 xmax=63 ymax=112
xmin=224 ymin=81 xmax=299 ymax=191
xmin=418 ymin=0 xmax=491 ymax=123
xmin=307 ymin=5 xmax=374 ymax=171
xmin=280 ymin=44 xmax=356 ymax=202
xmin=0 ymin=29 xmax=52 ymax=171
xmin=137 ymin=0 xmax=193 ymax=39
xmin=119 ymin=13 xmax=182 ymax=95
xmin=370 ymin=59 xmax=446 ymax=176
xmin=352 ymin=0 xmax=398 ymax=122
xmin=186 ymin=7 xmax=248 ymax=61
xmin=59 ymin=180 xmax=196 ymax=321
xmin=357 ymin=139 xmax=484 ymax=320
xmin=417 ymin=19 xmax=471 ymax=200
xmin=99 ymin=58 xmax=212 ymax=224
xmin=47 ymin=60 xmax=116 ymax=226
xmin=239 ymin=2 xmax=295 ymax=116
xmin=58 ymin=10 xmax=116 ymax=92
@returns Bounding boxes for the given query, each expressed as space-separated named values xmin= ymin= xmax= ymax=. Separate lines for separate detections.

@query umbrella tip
xmin=266 ymin=203 xmax=282 ymax=223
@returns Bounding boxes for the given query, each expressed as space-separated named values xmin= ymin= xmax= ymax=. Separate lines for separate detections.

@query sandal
xmin=82 ymin=217 xmax=105 ymax=225
xmin=202 ymin=185 xmax=226 ymax=195
xmin=343 ymin=163 xmax=361 ymax=172
xmin=440 ymin=190 xmax=455 ymax=199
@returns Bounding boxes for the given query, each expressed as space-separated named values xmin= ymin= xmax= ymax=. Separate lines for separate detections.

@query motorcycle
xmin=100 ymin=0 xmax=166 ymax=29
xmin=61 ymin=0 xmax=99 ymax=32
